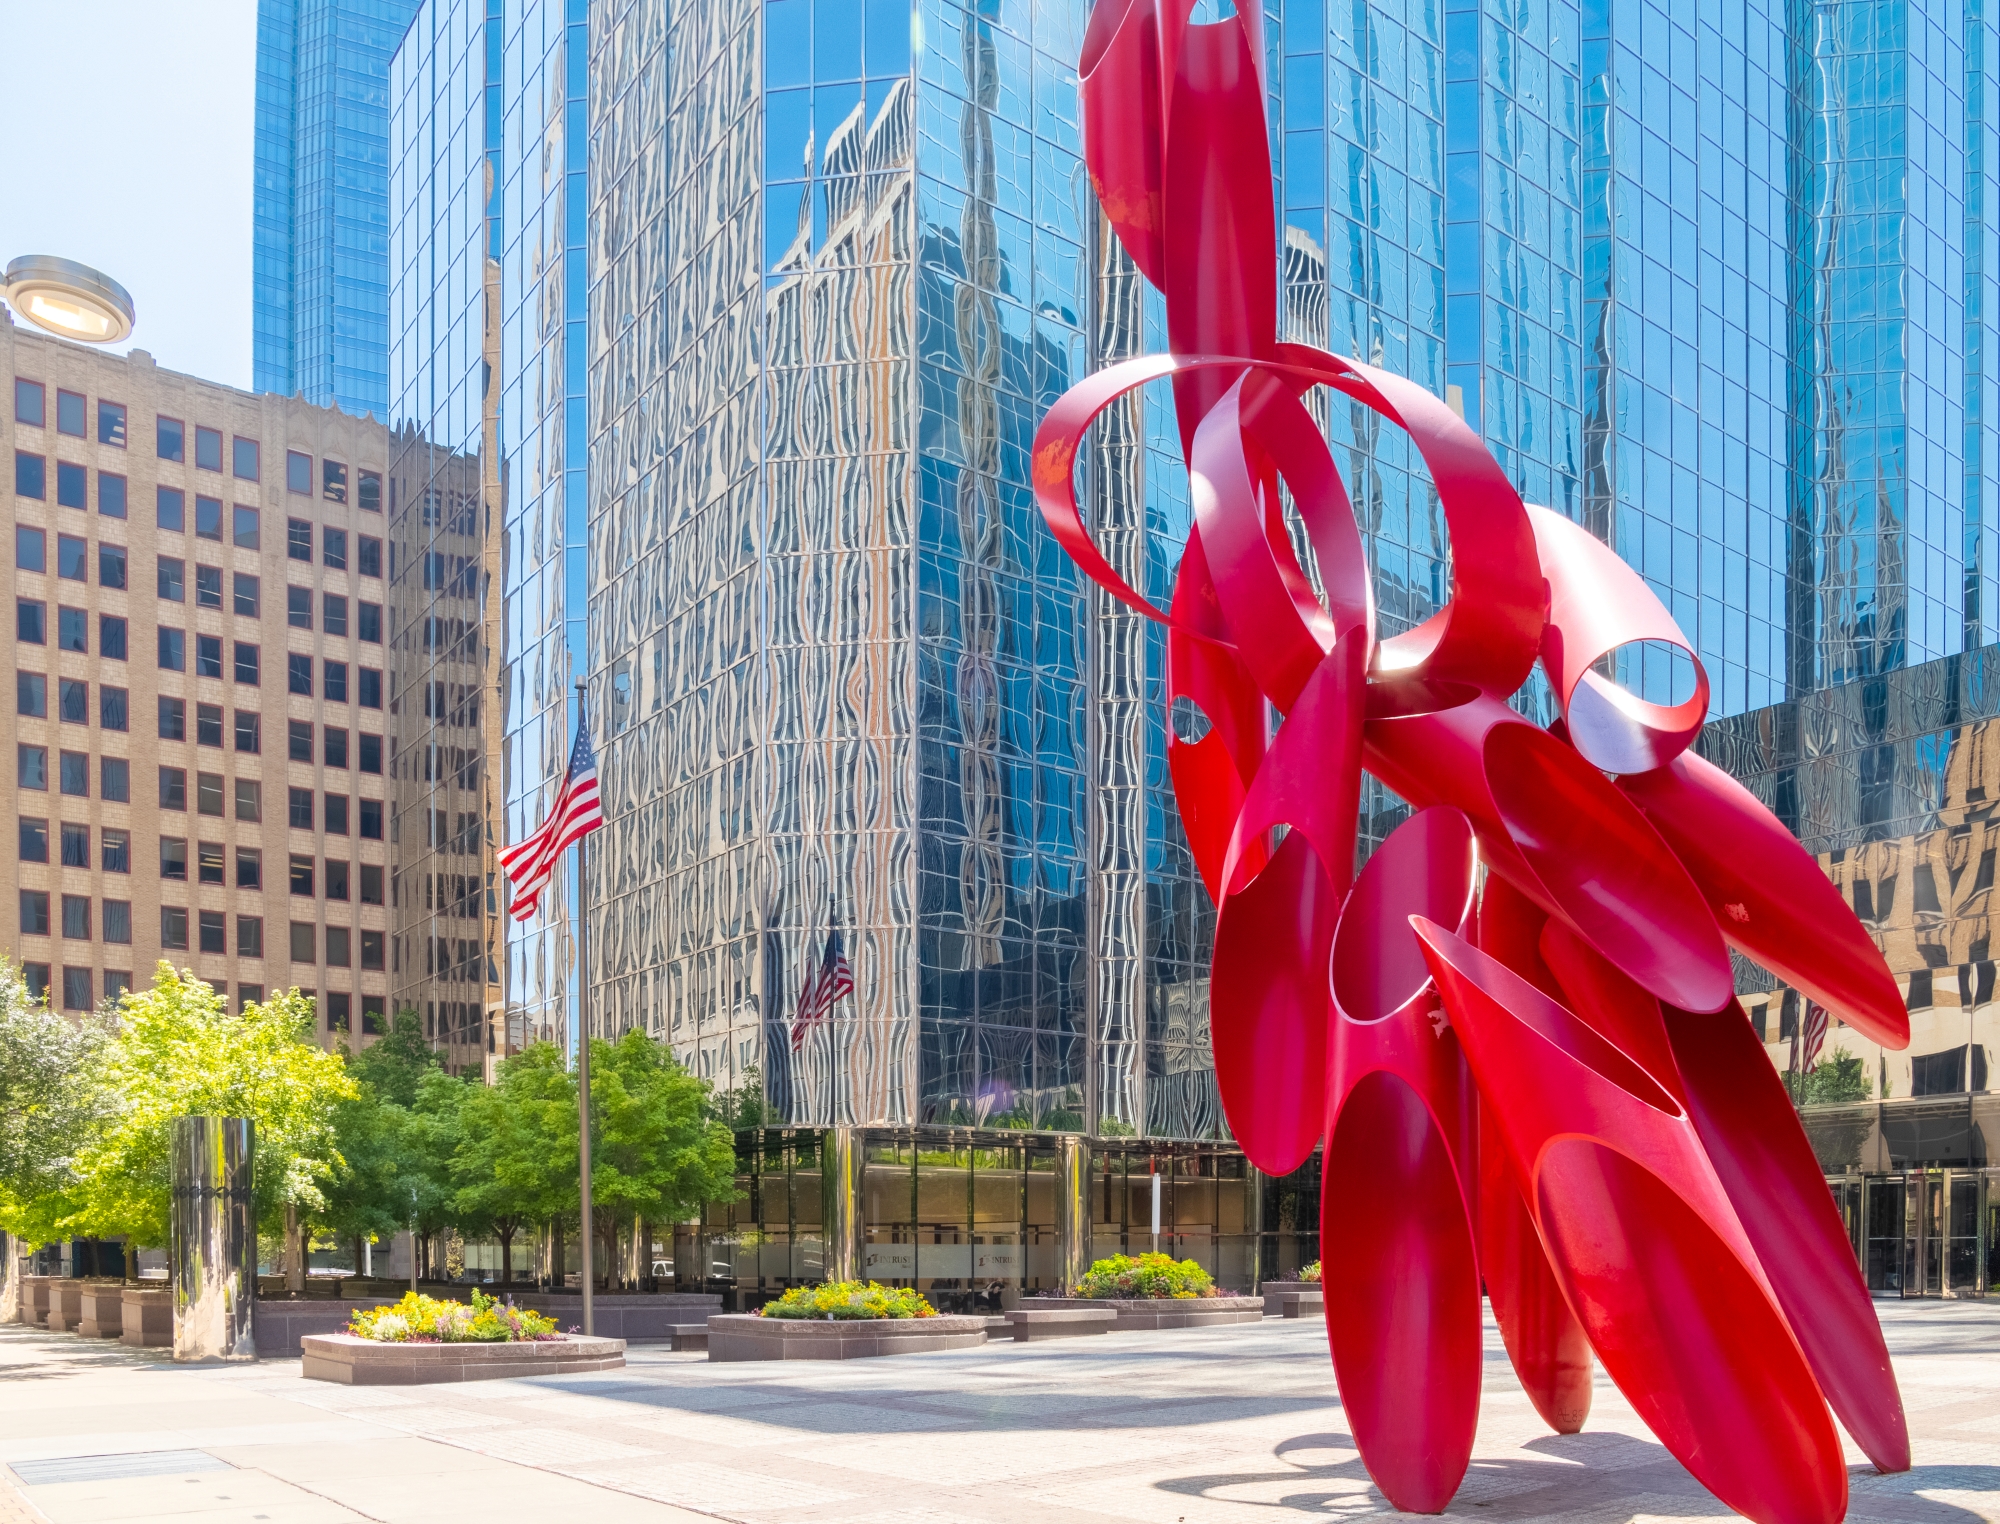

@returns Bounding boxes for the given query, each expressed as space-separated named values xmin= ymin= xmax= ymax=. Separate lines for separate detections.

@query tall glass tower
xmin=256 ymin=0 xmax=424 ymax=418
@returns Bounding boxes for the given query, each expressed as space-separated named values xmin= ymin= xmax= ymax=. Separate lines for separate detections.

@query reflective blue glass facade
xmin=257 ymin=0 xmax=424 ymax=417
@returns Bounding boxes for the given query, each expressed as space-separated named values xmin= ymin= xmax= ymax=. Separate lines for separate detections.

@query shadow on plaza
xmin=0 ymin=1328 xmax=172 ymax=1382
xmin=1157 ymin=1431 xmax=2000 ymax=1520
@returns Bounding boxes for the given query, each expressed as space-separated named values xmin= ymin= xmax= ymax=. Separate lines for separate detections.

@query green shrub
xmin=1074 ymin=1252 xmax=1215 ymax=1300
xmin=759 ymin=1280 xmax=937 ymax=1320
xmin=348 ymin=1288 xmax=560 ymax=1343
xmin=1299 ymin=1260 xmax=1321 ymax=1283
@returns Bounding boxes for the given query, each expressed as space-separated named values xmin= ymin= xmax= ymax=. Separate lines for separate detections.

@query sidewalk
xmin=4 ymin=1300 xmax=1998 ymax=1522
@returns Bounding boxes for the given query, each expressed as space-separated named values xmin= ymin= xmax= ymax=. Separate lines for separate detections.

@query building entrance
xmin=1828 ymin=1170 xmax=1995 ymax=1297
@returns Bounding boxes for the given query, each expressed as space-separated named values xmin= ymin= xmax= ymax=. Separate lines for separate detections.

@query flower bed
xmin=1074 ymin=1253 xmax=1217 ymax=1300
xmin=757 ymin=1281 xmax=936 ymax=1320
xmin=347 ymin=1289 xmax=560 ymax=1344
xmin=1299 ymin=1260 xmax=1321 ymax=1283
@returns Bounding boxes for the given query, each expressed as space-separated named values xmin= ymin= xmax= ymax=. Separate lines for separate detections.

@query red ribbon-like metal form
xmin=1036 ymin=1 xmax=1914 ymax=1517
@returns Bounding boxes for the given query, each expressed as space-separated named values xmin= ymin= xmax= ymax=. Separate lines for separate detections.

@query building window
xmin=323 ymin=593 xmax=348 ymax=636
xmin=195 ymin=634 xmax=223 ymax=679
xmin=160 ymin=836 xmax=187 ymax=879
xmin=358 ymin=471 xmax=381 ymax=513
xmin=17 ymin=526 xmax=45 ymax=570
xmin=361 ymin=930 xmax=385 ymax=971
xmin=198 ymin=841 xmax=225 ymax=885
xmin=327 ymin=991 xmax=350 ymax=1031
xmin=324 ymin=727 xmax=348 ymax=768
xmin=322 ymin=459 xmax=347 ymax=502
xmin=199 ymin=910 xmax=227 ymax=955
xmin=195 ymin=495 xmax=222 ymax=540
xmin=19 ymin=818 xmax=48 ymax=862
xmin=326 ymin=927 xmax=351 ymax=968
xmin=60 ymin=822 xmax=89 ymax=867
xmin=59 ymin=750 xmax=88 ymax=796
xmin=234 ymin=642 xmax=260 ymax=686
xmin=157 ymin=416 xmax=184 ymax=461
xmin=158 ymin=555 xmax=185 ymax=600
xmin=233 ymin=505 xmax=259 ymax=550
xmin=99 ymin=472 xmax=128 ymax=518
xmin=358 ymin=600 xmax=381 ymax=642
xmin=61 ymin=894 xmax=90 ymax=940
xmin=325 ymin=661 xmax=348 ymax=703
xmin=158 ymin=628 xmax=186 ymax=671
xmin=98 ymin=543 xmax=127 ymax=588
xmin=195 ymin=564 xmax=222 ymax=608
xmin=195 ymin=771 xmax=224 ymax=817
xmin=56 ymin=390 xmax=85 ymax=436
xmin=359 ymin=734 xmax=382 ymax=774
xmin=58 ymin=606 xmax=87 ymax=652
xmin=324 ymin=795 xmax=349 ymax=836
xmin=287 ymin=586 xmax=312 ymax=628
xmin=19 ymin=890 xmax=48 ymax=935
xmin=100 ymin=686 xmax=128 ymax=731
xmin=326 ymin=860 xmax=350 ymax=901
xmin=18 ymin=744 xmax=45 ymax=789
xmin=105 ymin=972 xmax=131 ymax=1002
xmin=61 ymin=968 xmax=92 ymax=1012
xmin=58 ymin=679 xmax=88 ymax=724
xmin=57 ymin=535 xmax=86 ymax=580
xmin=289 ymin=788 xmax=314 ymax=830
xmin=100 ymin=758 xmax=130 ymax=802
xmin=358 ymin=535 xmax=382 ymax=577
xmin=195 ymin=426 xmax=222 ymax=473
xmin=104 ymin=900 xmax=132 ymax=944
xmin=288 ymin=654 xmax=312 ymax=695
xmin=162 ymin=906 xmax=189 ymax=950
xmin=157 ymin=486 xmax=184 ymax=530
xmin=287 ymin=450 xmax=312 ymax=494
xmin=17 ymin=599 xmax=45 ymax=643
xmin=159 ymin=767 xmax=187 ymax=811
xmin=323 ymin=528 xmax=347 ymax=570
xmin=233 ymin=572 xmax=260 ymax=617
xmin=288 ymin=720 xmax=313 ymax=762
xmin=97 ymin=400 xmax=127 ymax=446
xmin=287 ymin=518 xmax=312 ymax=561
xmin=235 ymin=778 xmax=261 ymax=822
xmin=238 ymin=916 xmax=263 ymax=959
xmin=235 ymin=710 xmax=261 ymax=753
xmin=236 ymin=847 xmax=262 ymax=888
xmin=57 ymin=460 xmax=88 ymax=509
xmin=15 ymin=451 xmax=46 ymax=500
xmin=15 ymin=379 xmax=45 ymax=425
xmin=359 ymin=864 xmax=384 ymax=905
xmin=100 ymin=614 xmax=128 ymax=660
xmin=102 ymin=828 xmax=130 ymax=871
xmin=289 ymin=854 xmax=315 ymax=896
xmin=359 ymin=798 xmax=383 ymax=840
xmin=22 ymin=964 xmax=49 ymax=1003
xmin=290 ymin=921 xmax=315 ymax=963
xmin=232 ymin=438 xmax=259 ymax=481
xmin=197 ymin=702 xmax=224 ymax=747
xmin=158 ymin=697 xmax=186 ymax=741
xmin=17 ymin=674 xmax=46 ymax=717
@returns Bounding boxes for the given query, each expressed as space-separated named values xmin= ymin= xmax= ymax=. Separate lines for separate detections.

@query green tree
xmin=712 ymin=1064 xmax=776 ymax=1130
xmin=0 ymin=961 xmax=112 ymax=1247
xmin=65 ymin=967 xmax=355 ymax=1253
xmin=344 ymin=1008 xmax=442 ymax=1107
xmin=452 ymin=1042 xmax=578 ymax=1283
xmin=1790 ymin=1047 xmax=1873 ymax=1106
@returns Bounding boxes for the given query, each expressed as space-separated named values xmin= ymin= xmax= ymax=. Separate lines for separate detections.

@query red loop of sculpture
xmin=1039 ymin=0 xmax=1911 ymax=1515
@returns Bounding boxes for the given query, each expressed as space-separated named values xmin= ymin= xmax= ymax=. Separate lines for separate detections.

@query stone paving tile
xmin=558 ymin=1458 xmax=860 ymax=1518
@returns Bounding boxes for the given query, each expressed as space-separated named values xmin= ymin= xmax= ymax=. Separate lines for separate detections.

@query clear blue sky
xmin=1 ymin=0 xmax=256 ymax=389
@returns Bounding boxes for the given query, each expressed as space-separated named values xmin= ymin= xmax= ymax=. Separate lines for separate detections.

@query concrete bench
xmin=1005 ymin=1307 xmax=1116 ymax=1342
xmin=1269 ymin=1288 xmax=1324 ymax=1319
xmin=666 ymin=1322 xmax=708 ymax=1352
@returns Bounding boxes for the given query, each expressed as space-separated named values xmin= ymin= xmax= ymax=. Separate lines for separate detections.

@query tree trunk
xmin=351 ymin=1235 xmax=364 ymax=1281
xmin=285 ymin=1204 xmax=305 ymax=1294
xmin=498 ymin=1225 xmax=514 ymax=1285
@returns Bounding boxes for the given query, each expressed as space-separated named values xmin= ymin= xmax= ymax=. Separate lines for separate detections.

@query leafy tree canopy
xmin=345 ymin=1009 xmax=443 ymax=1108
xmin=0 ymin=960 xmax=112 ymax=1247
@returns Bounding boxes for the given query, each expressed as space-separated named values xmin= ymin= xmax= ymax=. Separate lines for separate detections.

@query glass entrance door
xmin=1903 ymin=1171 xmax=1944 ymax=1297
xmin=1945 ymin=1172 xmax=1986 ymax=1296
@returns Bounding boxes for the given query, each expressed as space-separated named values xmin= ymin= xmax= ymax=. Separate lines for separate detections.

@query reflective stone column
xmin=171 ymin=1117 xmax=256 ymax=1361
xmin=820 ymin=1128 xmax=860 ymax=1284
xmin=1055 ymin=1135 xmax=1092 ymax=1291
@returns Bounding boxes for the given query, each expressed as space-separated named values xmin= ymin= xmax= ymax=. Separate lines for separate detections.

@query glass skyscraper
xmin=257 ymin=0 xmax=425 ymax=418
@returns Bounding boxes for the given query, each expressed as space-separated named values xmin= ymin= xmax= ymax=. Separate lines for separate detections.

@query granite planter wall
xmin=44 ymin=1280 xmax=85 ymax=1333
xmin=1030 ymin=1296 xmax=1264 ymax=1329
xmin=1259 ymin=1282 xmax=1324 ymax=1317
xmin=120 ymin=1287 xmax=173 ymax=1348
xmin=22 ymin=1276 xmax=53 ymax=1329
xmin=707 ymin=1313 xmax=990 ymax=1362
xmin=301 ymin=1333 xmax=626 ymax=1385
xmin=515 ymin=1292 xmax=723 ymax=1343
xmin=76 ymin=1284 xmax=126 ymax=1339
xmin=255 ymin=1297 xmax=404 ymax=1358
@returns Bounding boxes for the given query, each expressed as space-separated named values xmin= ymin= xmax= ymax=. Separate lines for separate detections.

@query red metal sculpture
xmin=1033 ymin=1 xmax=1914 ymax=1518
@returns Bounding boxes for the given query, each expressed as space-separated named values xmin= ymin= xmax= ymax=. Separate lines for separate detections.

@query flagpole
xmin=575 ymin=680 xmax=594 ymax=1338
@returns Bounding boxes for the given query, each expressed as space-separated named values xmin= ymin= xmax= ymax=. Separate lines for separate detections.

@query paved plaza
xmin=1 ymin=1301 xmax=1996 ymax=1523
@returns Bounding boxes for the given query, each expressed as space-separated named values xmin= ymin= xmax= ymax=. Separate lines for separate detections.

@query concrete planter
xmin=1029 ymin=1295 xmax=1265 ymax=1330
xmin=515 ymin=1292 xmax=723 ymax=1344
xmin=256 ymin=1297 xmax=406 ymax=1358
xmin=707 ymin=1313 xmax=990 ymax=1362
xmin=76 ymin=1284 xmax=127 ymax=1339
xmin=45 ymin=1280 xmax=85 ymax=1334
xmin=1260 ymin=1281 xmax=1324 ymax=1318
xmin=301 ymin=1332 xmax=626 ymax=1385
xmin=22 ymin=1276 xmax=54 ymax=1329
xmin=120 ymin=1287 xmax=173 ymax=1348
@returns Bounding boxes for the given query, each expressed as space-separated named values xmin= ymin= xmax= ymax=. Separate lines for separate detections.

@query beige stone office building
xmin=1 ymin=313 xmax=392 ymax=1045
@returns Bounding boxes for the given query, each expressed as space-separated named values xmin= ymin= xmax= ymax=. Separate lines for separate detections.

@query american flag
xmin=496 ymin=710 xmax=603 ymax=922
xmin=791 ymin=924 xmax=855 ymax=1052
xmin=1799 ymin=999 xmax=1830 ymax=1074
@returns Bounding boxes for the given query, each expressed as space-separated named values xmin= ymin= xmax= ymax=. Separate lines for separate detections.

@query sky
xmin=0 ymin=0 xmax=257 ymax=389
